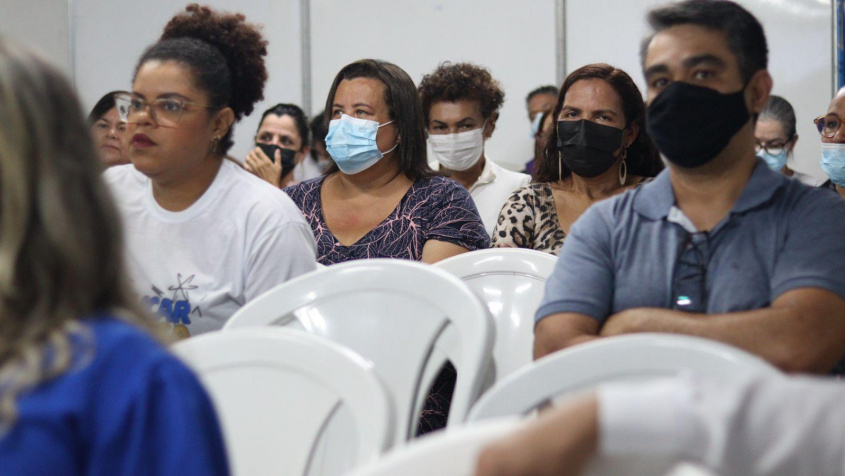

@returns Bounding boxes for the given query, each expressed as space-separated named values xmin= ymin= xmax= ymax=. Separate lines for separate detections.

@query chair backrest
xmin=224 ymin=259 xmax=495 ymax=443
xmin=345 ymin=417 xmax=716 ymax=476
xmin=172 ymin=328 xmax=394 ymax=476
xmin=346 ymin=417 xmax=524 ymax=476
xmin=434 ymin=248 xmax=557 ymax=382
xmin=467 ymin=333 xmax=782 ymax=422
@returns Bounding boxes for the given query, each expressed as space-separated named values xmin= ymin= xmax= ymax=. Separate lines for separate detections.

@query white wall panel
xmin=566 ymin=0 xmax=833 ymax=179
xmin=73 ymin=0 xmax=303 ymax=162
xmin=309 ymin=0 xmax=559 ymax=171
xmin=0 ymin=0 xmax=70 ymax=74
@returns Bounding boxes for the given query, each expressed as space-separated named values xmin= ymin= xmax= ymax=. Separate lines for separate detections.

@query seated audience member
xmin=106 ymin=5 xmax=317 ymax=337
xmin=492 ymin=63 xmax=662 ymax=255
xmin=534 ymin=0 xmax=845 ymax=373
xmin=475 ymin=374 xmax=845 ymax=476
xmin=524 ymin=85 xmax=559 ymax=174
xmin=418 ymin=62 xmax=530 ymax=235
xmin=755 ymin=95 xmax=821 ymax=185
xmin=284 ymin=59 xmax=488 ymax=265
xmin=245 ymin=103 xmax=312 ymax=188
xmin=817 ymin=87 xmax=845 ymax=198
xmin=87 ymin=90 xmax=130 ymax=167
xmin=0 ymin=38 xmax=228 ymax=475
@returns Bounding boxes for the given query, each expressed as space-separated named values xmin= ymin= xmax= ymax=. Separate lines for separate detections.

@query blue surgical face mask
xmin=821 ymin=142 xmax=845 ymax=187
xmin=530 ymin=114 xmax=543 ymax=138
xmin=326 ymin=114 xmax=397 ymax=174
xmin=757 ymin=149 xmax=788 ymax=171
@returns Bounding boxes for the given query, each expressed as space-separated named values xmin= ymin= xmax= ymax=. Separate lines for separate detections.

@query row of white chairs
xmin=173 ymin=250 xmax=782 ymax=476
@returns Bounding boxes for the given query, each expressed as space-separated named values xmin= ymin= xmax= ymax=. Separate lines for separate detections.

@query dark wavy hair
xmin=257 ymin=103 xmax=310 ymax=151
xmin=323 ymin=59 xmax=433 ymax=181
xmin=418 ymin=62 xmax=505 ymax=124
xmin=134 ymin=4 xmax=268 ymax=154
xmin=87 ymin=90 xmax=128 ymax=126
xmin=534 ymin=63 xmax=663 ymax=183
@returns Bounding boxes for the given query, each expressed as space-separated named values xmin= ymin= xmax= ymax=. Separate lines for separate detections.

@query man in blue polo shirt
xmin=535 ymin=0 xmax=845 ymax=373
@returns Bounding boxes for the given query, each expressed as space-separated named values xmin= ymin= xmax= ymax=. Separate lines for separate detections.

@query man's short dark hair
xmin=525 ymin=85 xmax=559 ymax=104
xmin=640 ymin=0 xmax=768 ymax=83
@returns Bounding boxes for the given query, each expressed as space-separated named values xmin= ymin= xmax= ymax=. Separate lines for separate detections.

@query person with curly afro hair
xmin=418 ymin=62 xmax=530 ymax=235
xmin=105 ymin=4 xmax=317 ymax=336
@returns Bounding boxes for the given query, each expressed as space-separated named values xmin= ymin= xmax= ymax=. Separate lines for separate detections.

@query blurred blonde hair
xmin=0 ymin=38 xmax=161 ymax=425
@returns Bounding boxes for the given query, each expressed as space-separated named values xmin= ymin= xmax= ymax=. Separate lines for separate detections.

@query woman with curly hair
xmin=284 ymin=59 xmax=488 ymax=265
xmin=491 ymin=63 xmax=663 ymax=255
xmin=0 ymin=38 xmax=228 ymax=475
xmin=106 ymin=4 xmax=317 ymax=336
xmin=418 ymin=62 xmax=530 ymax=235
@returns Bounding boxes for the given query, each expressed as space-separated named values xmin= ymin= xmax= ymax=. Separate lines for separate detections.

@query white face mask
xmin=428 ymin=122 xmax=486 ymax=171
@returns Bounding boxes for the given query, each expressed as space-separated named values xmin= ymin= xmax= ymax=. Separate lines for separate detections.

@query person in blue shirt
xmin=534 ymin=0 xmax=845 ymax=374
xmin=0 ymin=38 xmax=229 ymax=475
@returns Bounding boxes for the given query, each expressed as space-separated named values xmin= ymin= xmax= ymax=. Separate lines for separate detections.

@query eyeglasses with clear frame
xmin=114 ymin=93 xmax=212 ymax=128
xmin=814 ymin=114 xmax=845 ymax=138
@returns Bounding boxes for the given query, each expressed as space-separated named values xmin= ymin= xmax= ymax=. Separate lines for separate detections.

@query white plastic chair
xmin=434 ymin=248 xmax=557 ymax=382
xmin=467 ymin=333 xmax=781 ymax=422
xmin=172 ymin=327 xmax=394 ymax=476
xmin=224 ymin=259 xmax=495 ymax=443
xmin=345 ymin=417 xmax=715 ymax=476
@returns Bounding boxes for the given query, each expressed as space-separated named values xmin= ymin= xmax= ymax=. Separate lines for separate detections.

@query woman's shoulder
xmin=413 ymin=174 xmax=463 ymax=191
xmin=102 ymin=163 xmax=145 ymax=185
xmin=506 ymin=182 xmax=553 ymax=204
xmin=101 ymin=164 xmax=147 ymax=205
xmin=84 ymin=317 xmax=174 ymax=371
xmin=283 ymin=175 xmax=324 ymax=204
xmin=20 ymin=317 xmax=190 ymax=401
xmin=76 ymin=317 xmax=206 ymax=401
xmin=404 ymin=175 xmax=472 ymax=204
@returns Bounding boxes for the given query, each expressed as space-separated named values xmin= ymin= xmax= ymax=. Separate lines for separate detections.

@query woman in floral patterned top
xmin=492 ymin=64 xmax=663 ymax=255
xmin=285 ymin=59 xmax=488 ymax=265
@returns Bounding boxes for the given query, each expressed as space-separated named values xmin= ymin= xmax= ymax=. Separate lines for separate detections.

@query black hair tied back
xmin=134 ymin=4 xmax=269 ymax=154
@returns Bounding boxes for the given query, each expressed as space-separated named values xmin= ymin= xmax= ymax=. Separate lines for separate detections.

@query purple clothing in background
xmin=285 ymin=175 xmax=489 ymax=265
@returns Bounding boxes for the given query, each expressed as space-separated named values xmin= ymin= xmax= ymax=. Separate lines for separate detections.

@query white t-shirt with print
xmin=104 ymin=159 xmax=317 ymax=336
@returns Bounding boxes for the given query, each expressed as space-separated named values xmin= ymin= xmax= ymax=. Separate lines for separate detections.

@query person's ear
xmin=789 ymin=134 xmax=798 ymax=154
xmin=485 ymin=112 xmax=498 ymax=139
xmin=624 ymin=122 xmax=639 ymax=148
xmin=746 ymin=70 xmax=773 ymax=115
xmin=212 ymin=107 xmax=236 ymax=139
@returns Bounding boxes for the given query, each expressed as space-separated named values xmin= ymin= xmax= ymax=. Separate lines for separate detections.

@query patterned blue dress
xmin=285 ymin=175 xmax=489 ymax=265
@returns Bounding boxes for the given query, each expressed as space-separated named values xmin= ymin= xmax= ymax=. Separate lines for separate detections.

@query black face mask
xmin=646 ymin=82 xmax=750 ymax=169
xmin=257 ymin=143 xmax=297 ymax=177
xmin=557 ymin=119 xmax=624 ymax=178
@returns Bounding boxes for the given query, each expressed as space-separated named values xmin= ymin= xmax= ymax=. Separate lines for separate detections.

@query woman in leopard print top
xmin=492 ymin=64 xmax=663 ymax=255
